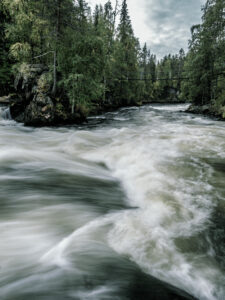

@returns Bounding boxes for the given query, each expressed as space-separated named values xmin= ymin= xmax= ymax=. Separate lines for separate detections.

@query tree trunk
xmin=113 ymin=0 xmax=119 ymax=35
xmin=52 ymin=50 xmax=57 ymax=95
xmin=52 ymin=0 xmax=61 ymax=96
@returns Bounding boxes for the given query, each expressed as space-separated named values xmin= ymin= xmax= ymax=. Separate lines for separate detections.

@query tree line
xmin=0 ymin=0 xmax=185 ymax=116
xmin=0 ymin=0 xmax=224 ymax=116
xmin=180 ymin=0 xmax=225 ymax=114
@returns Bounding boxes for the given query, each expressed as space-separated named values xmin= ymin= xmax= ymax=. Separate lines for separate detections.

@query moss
xmin=76 ymin=102 xmax=91 ymax=117
xmin=55 ymin=103 xmax=67 ymax=120
xmin=220 ymin=106 xmax=225 ymax=119
xmin=37 ymin=72 xmax=52 ymax=93
xmin=17 ymin=63 xmax=32 ymax=81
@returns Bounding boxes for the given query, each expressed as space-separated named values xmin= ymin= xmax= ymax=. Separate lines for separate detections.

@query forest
xmin=0 ymin=0 xmax=224 ymax=123
xmin=180 ymin=0 xmax=225 ymax=118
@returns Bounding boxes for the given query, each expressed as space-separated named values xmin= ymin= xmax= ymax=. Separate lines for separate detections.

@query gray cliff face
xmin=10 ymin=64 xmax=85 ymax=126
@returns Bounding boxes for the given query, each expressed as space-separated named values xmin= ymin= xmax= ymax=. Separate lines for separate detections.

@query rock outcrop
xmin=0 ymin=95 xmax=12 ymax=104
xmin=187 ymin=104 xmax=225 ymax=120
xmin=10 ymin=64 xmax=85 ymax=126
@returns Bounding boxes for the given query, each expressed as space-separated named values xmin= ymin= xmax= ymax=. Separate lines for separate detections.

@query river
xmin=0 ymin=104 xmax=225 ymax=300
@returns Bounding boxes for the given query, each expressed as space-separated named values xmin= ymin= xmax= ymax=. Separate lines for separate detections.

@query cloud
xmin=143 ymin=0 xmax=205 ymax=57
xmin=88 ymin=0 xmax=205 ymax=58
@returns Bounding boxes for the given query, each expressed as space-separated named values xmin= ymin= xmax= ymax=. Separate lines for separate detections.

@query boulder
xmin=10 ymin=63 xmax=85 ymax=126
xmin=23 ymin=93 xmax=55 ymax=126
xmin=0 ymin=95 xmax=11 ymax=104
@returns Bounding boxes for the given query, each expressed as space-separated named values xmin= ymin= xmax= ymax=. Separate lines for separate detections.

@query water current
xmin=0 ymin=104 xmax=225 ymax=300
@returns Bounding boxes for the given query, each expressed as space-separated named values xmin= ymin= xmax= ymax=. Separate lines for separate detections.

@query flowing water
xmin=0 ymin=104 xmax=225 ymax=300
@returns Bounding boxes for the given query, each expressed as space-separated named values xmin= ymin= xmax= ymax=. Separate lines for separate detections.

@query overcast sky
xmin=88 ymin=0 xmax=205 ymax=58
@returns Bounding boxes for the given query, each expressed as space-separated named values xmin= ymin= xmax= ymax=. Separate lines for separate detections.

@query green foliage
xmin=0 ymin=2 xmax=13 ymax=96
xmin=180 ymin=0 xmax=225 ymax=109
xmin=154 ymin=50 xmax=185 ymax=101
xmin=1 ymin=0 xmax=188 ymax=112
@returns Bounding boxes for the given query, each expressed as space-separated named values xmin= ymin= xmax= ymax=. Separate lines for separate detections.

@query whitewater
xmin=0 ymin=104 xmax=225 ymax=300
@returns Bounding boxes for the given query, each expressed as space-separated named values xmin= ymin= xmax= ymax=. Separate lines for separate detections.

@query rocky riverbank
xmin=3 ymin=64 xmax=139 ymax=126
xmin=1 ymin=64 xmax=184 ymax=126
xmin=7 ymin=64 xmax=86 ymax=126
xmin=0 ymin=95 xmax=12 ymax=104
xmin=187 ymin=104 xmax=225 ymax=120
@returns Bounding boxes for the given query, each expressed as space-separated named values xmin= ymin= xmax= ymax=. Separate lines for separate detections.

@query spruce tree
xmin=180 ymin=0 xmax=225 ymax=107
xmin=111 ymin=0 xmax=141 ymax=105
xmin=0 ymin=2 xmax=12 ymax=96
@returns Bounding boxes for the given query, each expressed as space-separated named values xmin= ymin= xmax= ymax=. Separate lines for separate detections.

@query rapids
xmin=0 ymin=104 xmax=225 ymax=300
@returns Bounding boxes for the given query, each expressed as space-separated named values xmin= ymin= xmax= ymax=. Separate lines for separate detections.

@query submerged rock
xmin=10 ymin=64 xmax=85 ymax=126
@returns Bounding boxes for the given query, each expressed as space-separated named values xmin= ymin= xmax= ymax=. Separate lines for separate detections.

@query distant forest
xmin=0 ymin=0 xmax=224 ymax=117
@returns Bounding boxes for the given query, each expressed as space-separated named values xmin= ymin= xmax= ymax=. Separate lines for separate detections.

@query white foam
xmin=1 ymin=104 xmax=225 ymax=300
xmin=79 ymin=106 xmax=225 ymax=299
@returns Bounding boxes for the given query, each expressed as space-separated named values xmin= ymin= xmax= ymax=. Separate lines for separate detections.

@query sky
xmin=88 ymin=0 xmax=205 ymax=59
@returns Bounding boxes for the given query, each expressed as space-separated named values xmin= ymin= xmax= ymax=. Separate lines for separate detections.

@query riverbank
xmin=0 ymin=95 xmax=11 ymax=104
xmin=187 ymin=104 xmax=225 ymax=120
xmin=0 ymin=63 xmax=186 ymax=126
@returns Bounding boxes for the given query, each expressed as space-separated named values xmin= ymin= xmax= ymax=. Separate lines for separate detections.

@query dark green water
xmin=0 ymin=104 xmax=225 ymax=300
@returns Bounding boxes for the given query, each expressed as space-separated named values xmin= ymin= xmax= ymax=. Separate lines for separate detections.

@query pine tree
xmin=0 ymin=2 xmax=12 ymax=96
xmin=111 ymin=0 xmax=141 ymax=105
xmin=180 ymin=0 xmax=225 ymax=107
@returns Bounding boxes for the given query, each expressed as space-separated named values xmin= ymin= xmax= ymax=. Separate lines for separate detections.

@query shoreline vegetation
xmin=0 ymin=0 xmax=224 ymax=126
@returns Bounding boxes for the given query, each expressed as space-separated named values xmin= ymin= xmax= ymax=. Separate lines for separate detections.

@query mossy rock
xmin=76 ymin=102 xmax=91 ymax=117
xmin=55 ymin=103 xmax=68 ymax=121
xmin=37 ymin=72 xmax=52 ymax=93
xmin=220 ymin=106 xmax=225 ymax=119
